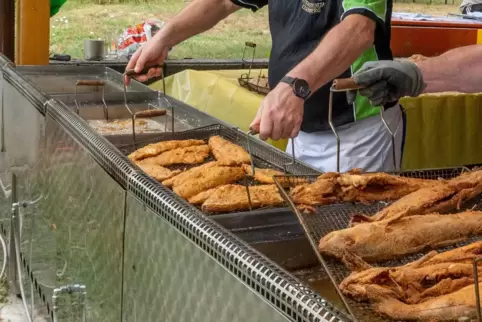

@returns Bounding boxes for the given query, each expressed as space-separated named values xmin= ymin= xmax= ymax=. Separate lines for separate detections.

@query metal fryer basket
xmin=117 ymin=124 xmax=320 ymax=215
xmin=274 ymin=167 xmax=482 ymax=322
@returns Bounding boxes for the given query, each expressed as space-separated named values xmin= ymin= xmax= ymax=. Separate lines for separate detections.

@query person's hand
xmin=249 ymin=83 xmax=304 ymax=141
xmin=124 ymin=34 xmax=169 ymax=85
xmin=347 ymin=60 xmax=427 ymax=106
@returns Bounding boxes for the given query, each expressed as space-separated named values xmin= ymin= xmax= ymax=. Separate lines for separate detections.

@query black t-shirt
xmin=231 ymin=0 xmax=394 ymax=133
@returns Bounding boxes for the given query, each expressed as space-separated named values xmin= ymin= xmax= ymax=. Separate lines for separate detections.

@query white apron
xmin=286 ymin=105 xmax=404 ymax=173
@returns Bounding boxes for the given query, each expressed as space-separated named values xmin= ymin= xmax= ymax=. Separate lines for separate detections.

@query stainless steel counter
xmin=1 ymin=58 xmax=351 ymax=322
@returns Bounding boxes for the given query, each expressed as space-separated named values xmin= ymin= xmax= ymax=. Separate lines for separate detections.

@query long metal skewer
xmin=328 ymin=89 xmax=341 ymax=172
xmin=473 ymin=257 xmax=482 ymax=322
xmin=330 ymin=78 xmax=398 ymax=172
xmin=245 ymin=129 xmax=256 ymax=211
xmin=379 ymin=106 xmax=397 ymax=171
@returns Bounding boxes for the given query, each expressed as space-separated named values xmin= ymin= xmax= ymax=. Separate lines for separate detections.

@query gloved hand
xmin=347 ymin=60 xmax=427 ymax=106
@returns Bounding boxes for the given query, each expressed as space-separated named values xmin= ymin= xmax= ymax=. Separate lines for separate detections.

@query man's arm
xmin=157 ymin=0 xmax=242 ymax=49
xmin=350 ymin=44 xmax=482 ymax=106
xmin=285 ymin=14 xmax=376 ymax=92
xmin=126 ymin=0 xmax=252 ymax=82
xmin=417 ymin=45 xmax=482 ymax=93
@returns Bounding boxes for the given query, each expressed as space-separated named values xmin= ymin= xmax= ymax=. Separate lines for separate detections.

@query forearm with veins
xmin=417 ymin=45 xmax=482 ymax=93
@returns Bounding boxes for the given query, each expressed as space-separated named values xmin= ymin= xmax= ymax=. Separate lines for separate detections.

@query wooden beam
xmin=16 ymin=0 xmax=50 ymax=65
xmin=0 ymin=0 xmax=15 ymax=61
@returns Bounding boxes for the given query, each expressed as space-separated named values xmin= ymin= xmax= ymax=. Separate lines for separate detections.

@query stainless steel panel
xmin=127 ymin=173 xmax=352 ymax=322
xmin=3 ymin=65 xmax=49 ymax=115
xmin=16 ymin=65 xmax=151 ymax=95
xmin=17 ymin=113 xmax=126 ymax=321
xmin=124 ymin=192 xmax=291 ymax=322
xmin=45 ymin=99 xmax=136 ymax=188
xmin=2 ymin=76 xmax=45 ymax=172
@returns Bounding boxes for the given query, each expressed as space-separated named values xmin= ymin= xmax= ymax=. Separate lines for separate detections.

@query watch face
xmin=293 ymin=78 xmax=310 ymax=99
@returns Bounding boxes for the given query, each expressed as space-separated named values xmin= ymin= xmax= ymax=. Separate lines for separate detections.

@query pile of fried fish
xmin=128 ymin=136 xmax=288 ymax=213
xmin=293 ymin=168 xmax=482 ymax=320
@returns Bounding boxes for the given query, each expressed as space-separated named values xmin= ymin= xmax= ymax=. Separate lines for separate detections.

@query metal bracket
xmin=123 ymin=67 xmax=173 ymax=146
xmin=241 ymin=41 xmax=256 ymax=80
xmin=52 ymin=284 xmax=87 ymax=322
xmin=329 ymin=78 xmax=398 ymax=173
xmin=74 ymin=80 xmax=107 ymax=119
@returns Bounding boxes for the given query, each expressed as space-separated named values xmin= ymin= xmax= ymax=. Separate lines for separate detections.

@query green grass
xmin=51 ymin=0 xmax=271 ymax=59
xmin=51 ymin=0 xmax=459 ymax=59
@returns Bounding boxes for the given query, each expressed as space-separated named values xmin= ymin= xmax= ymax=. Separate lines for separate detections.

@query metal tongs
xmin=243 ymin=124 xmax=296 ymax=210
xmin=123 ymin=65 xmax=174 ymax=144
xmin=329 ymin=78 xmax=398 ymax=172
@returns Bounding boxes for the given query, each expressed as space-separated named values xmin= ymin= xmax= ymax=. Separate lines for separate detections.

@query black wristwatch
xmin=280 ymin=76 xmax=311 ymax=100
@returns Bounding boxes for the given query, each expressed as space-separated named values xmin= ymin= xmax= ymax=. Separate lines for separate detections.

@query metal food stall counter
xmin=0 ymin=60 xmax=351 ymax=322
xmin=16 ymin=65 xmax=152 ymax=95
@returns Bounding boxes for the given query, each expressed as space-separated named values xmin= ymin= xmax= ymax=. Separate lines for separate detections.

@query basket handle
xmin=332 ymin=78 xmax=365 ymax=91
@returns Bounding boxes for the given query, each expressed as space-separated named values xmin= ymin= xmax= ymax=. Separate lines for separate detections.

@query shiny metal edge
xmin=3 ymin=66 xmax=49 ymax=115
xmin=127 ymin=172 xmax=353 ymax=322
xmin=45 ymin=99 xmax=136 ymax=188
xmin=15 ymin=65 xmax=152 ymax=93
xmin=0 ymin=53 xmax=13 ymax=68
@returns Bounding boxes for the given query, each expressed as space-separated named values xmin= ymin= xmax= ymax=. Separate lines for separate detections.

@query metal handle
xmin=74 ymin=80 xmax=108 ymax=119
xmin=247 ymin=125 xmax=296 ymax=173
xmin=332 ymin=78 xmax=364 ymax=91
xmin=328 ymin=90 xmax=340 ymax=172
xmin=76 ymin=80 xmax=105 ymax=87
xmin=134 ymin=109 xmax=167 ymax=118
xmin=241 ymin=42 xmax=257 ymax=80
xmin=124 ymin=65 xmax=163 ymax=77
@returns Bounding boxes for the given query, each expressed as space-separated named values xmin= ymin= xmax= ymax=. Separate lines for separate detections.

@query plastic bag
xmin=117 ymin=19 xmax=166 ymax=59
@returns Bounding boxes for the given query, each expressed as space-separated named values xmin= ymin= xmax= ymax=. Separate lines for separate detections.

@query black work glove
xmin=346 ymin=60 xmax=427 ymax=107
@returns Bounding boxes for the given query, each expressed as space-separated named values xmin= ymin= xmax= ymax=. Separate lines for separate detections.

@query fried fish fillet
xmin=351 ymin=169 xmax=482 ymax=226
xmin=242 ymin=164 xmax=284 ymax=184
xmin=173 ymin=166 xmax=245 ymax=200
xmin=188 ymin=188 xmax=218 ymax=205
xmin=289 ymin=173 xmax=340 ymax=206
xmin=370 ymin=283 xmax=481 ymax=321
xmin=201 ymin=184 xmax=284 ymax=213
xmin=338 ymin=171 xmax=439 ymax=203
xmin=128 ymin=139 xmax=205 ymax=161
xmin=136 ymin=163 xmax=181 ymax=182
xmin=208 ymin=136 xmax=251 ymax=166
xmin=340 ymin=242 xmax=482 ymax=306
xmin=319 ymin=211 xmax=482 ymax=263
xmin=138 ymin=145 xmax=210 ymax=167
xmin=162 ymin=161 xmax=218 ymax=188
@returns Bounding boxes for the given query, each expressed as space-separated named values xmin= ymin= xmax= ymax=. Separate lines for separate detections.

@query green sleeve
xmin=341 ymin=0 xmax=388 ymax=22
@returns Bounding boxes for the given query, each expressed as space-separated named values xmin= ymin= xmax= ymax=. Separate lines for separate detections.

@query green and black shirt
xmin=231 ymin=0 xmax=394 ymax=133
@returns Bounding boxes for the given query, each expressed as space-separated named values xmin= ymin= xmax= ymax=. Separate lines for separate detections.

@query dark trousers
xmin=462 ymin=4 xmax=482 ymax=14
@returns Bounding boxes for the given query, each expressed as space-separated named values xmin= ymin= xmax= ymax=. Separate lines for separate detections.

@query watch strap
xmin=280 ymin=76 xmax=296 ymax=86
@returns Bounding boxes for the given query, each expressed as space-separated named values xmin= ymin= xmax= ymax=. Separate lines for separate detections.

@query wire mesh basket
xmin=273 ymin=167 xmax=482 ymax=321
